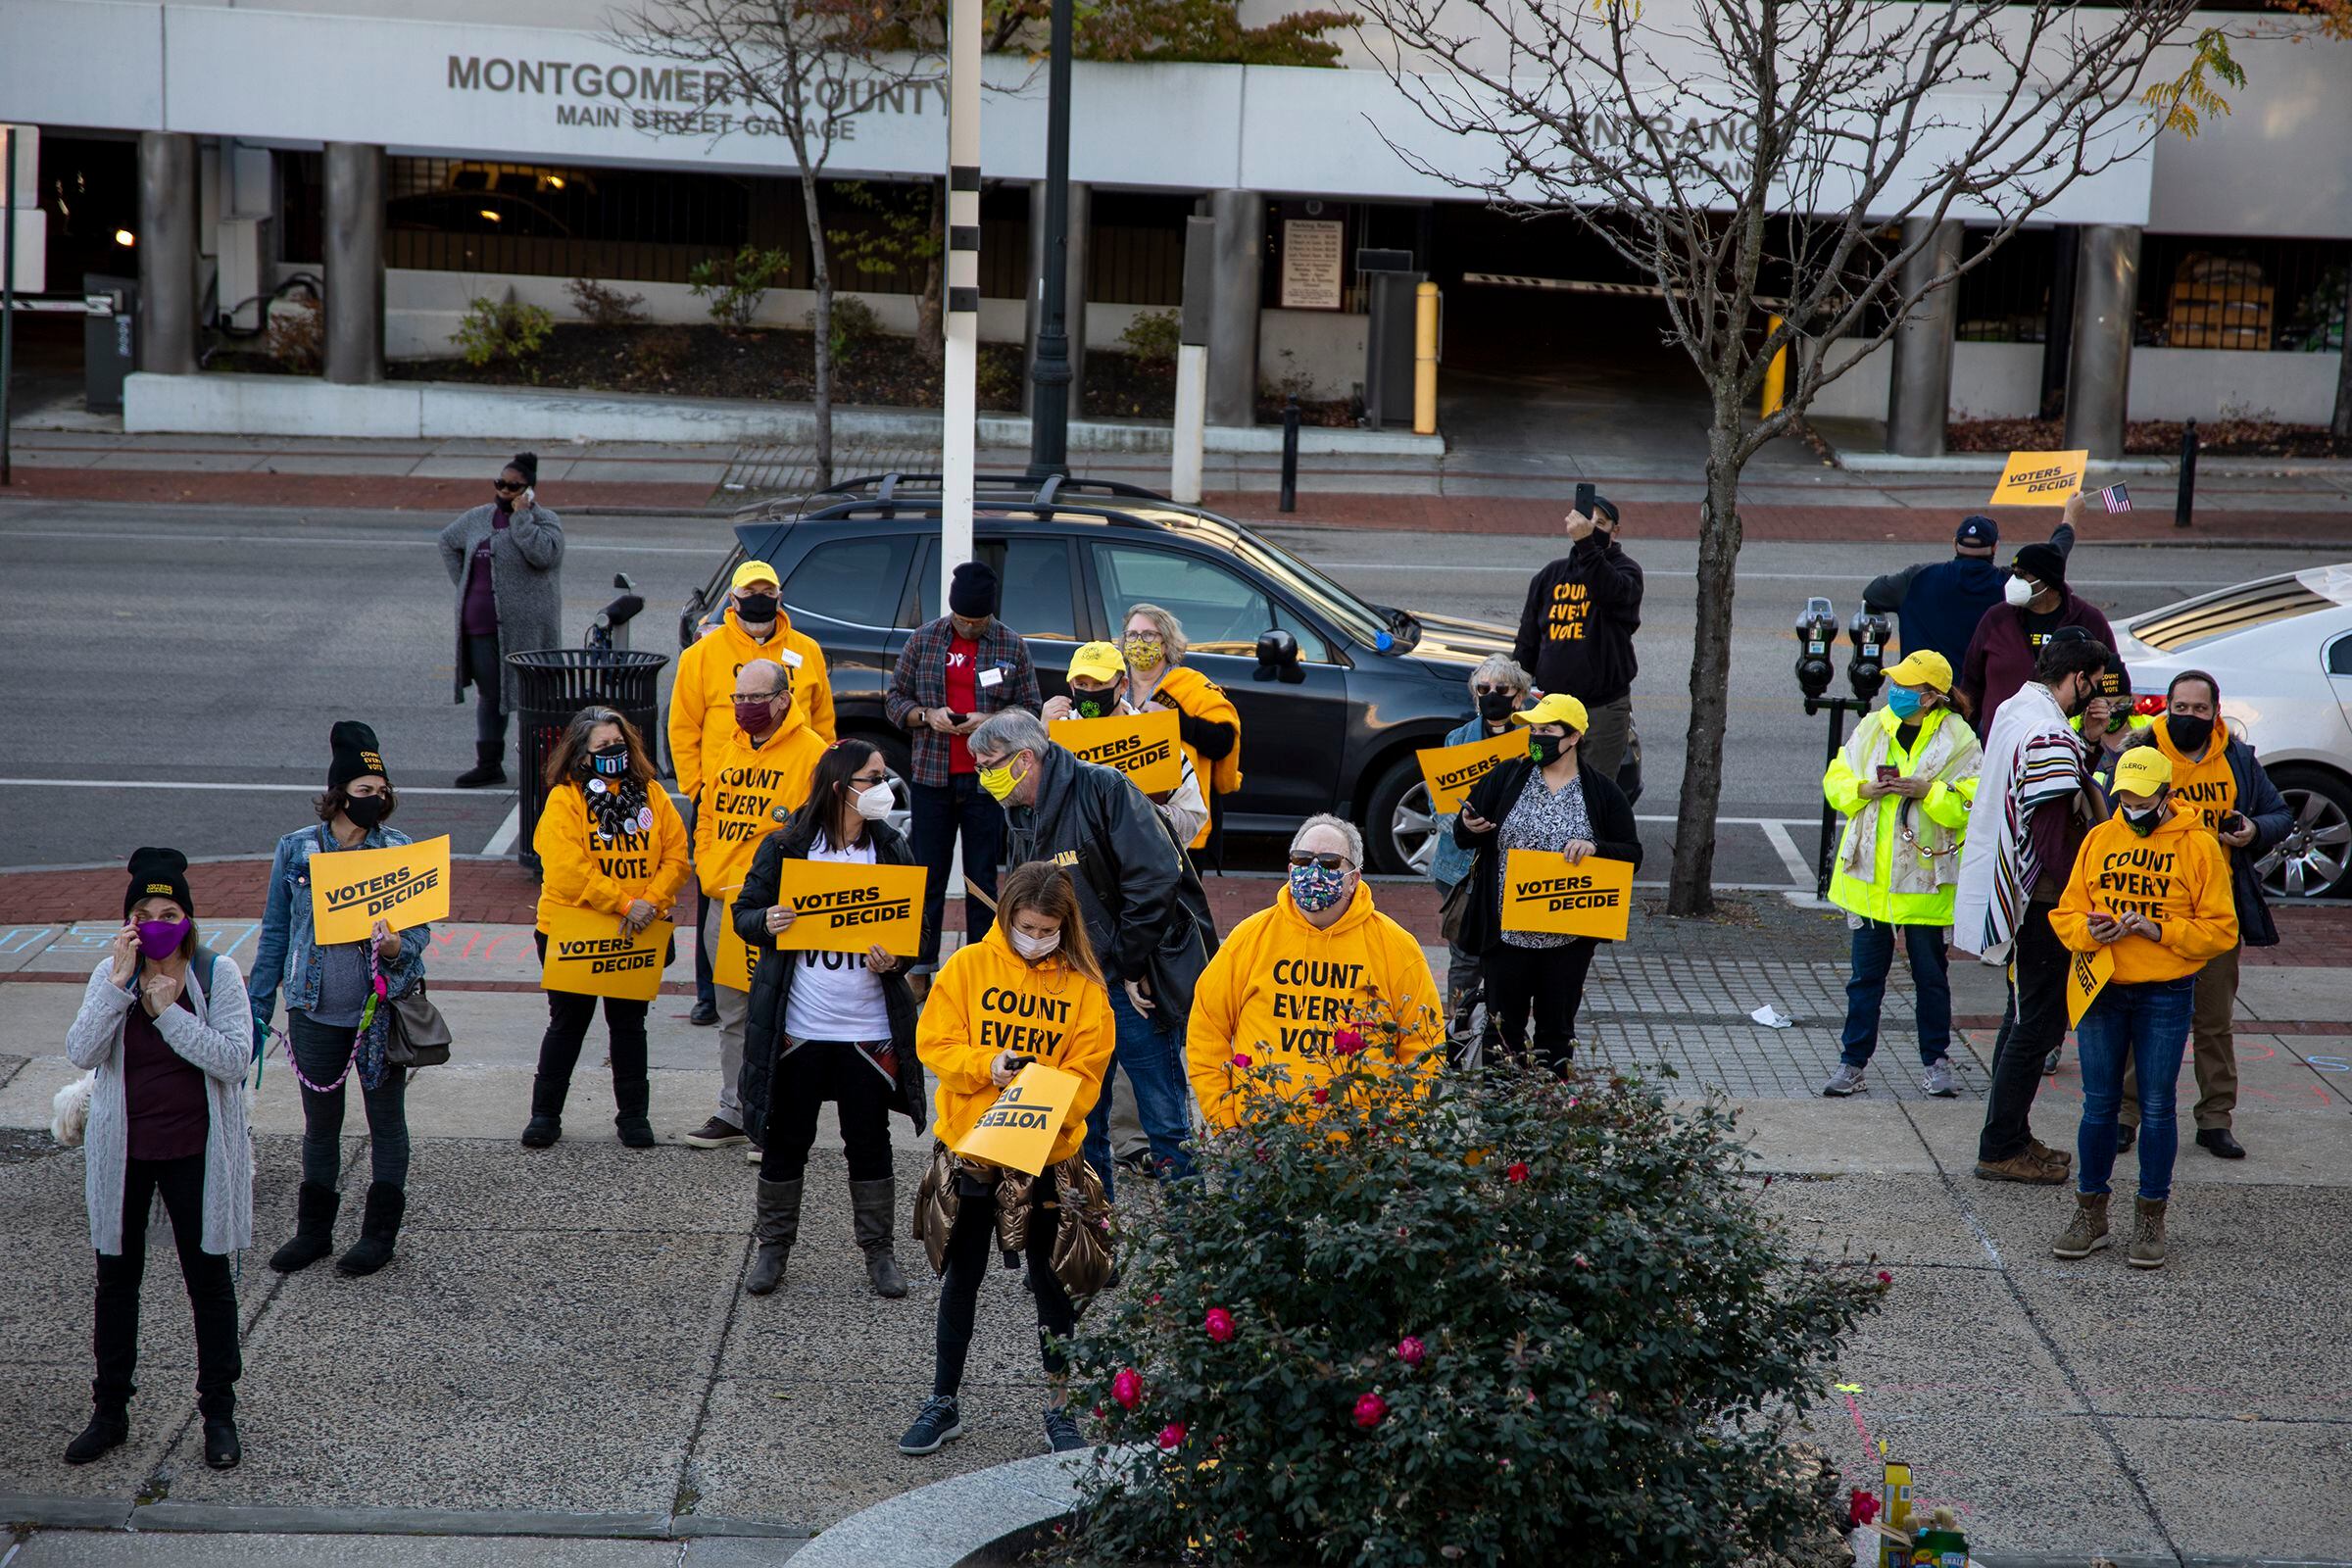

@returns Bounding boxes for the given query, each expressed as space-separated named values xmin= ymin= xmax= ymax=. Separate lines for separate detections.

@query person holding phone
xmin=2049 ymin=747 xmax=2236 ymax=1269
xmin=1509 ymin=487 xmax=1643 ymax=781
xmin=437 ymin=452 xmax=564 ymax=789
xmin=1817 ymin=651 xmax=1983 ymax=1098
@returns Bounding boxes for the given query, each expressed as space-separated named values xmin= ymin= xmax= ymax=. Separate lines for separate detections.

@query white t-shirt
xmin=780 ymin=836 xmax=894 ymax=1043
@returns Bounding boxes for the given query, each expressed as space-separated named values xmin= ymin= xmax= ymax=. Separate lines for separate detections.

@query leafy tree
xmin=1078 ymin=0 xmax=1361 ymax=66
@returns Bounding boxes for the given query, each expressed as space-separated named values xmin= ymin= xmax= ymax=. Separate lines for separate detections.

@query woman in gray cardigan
xmin=63 ymin=848 xmax=254 ymax=1472
xmin=437 ymin=451 xmax=564 ymax=788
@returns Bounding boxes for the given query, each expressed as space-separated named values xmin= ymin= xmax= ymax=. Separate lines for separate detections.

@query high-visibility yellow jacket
xmin=690 ymin=717 xmax=827 ymax=900
xmin=919 ymin=924 xmax=1115 ymax=1168
xmin=2052 ymin=802 xmax=2237 ymax=984
xmin=1823 ymin=706 xmax=1982 ymax=926
xmin=668 ymin=608 xmax=834 ymax=800
xmin=531 ymin=780 xmax=692 ymax=932
xmin=1185 ymin=882 xmax=1442 ymax=1129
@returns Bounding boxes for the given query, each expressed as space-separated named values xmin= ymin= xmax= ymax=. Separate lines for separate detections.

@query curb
xmin=784 ymin=1449 xmax=1090 ymax=1568
xmin=0 ymin=1494 xmax=811 ymax=1542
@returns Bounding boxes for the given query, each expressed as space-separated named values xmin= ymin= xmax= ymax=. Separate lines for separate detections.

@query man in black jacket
xmin=1510 ymin=496 xmax=1643 ymax=780
xmin=969 ymin=709 xmax=1211 ymax=1200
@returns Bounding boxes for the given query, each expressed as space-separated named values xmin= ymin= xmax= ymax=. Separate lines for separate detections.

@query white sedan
xmin=2111 ymin=564 xmax=2352 ymax=898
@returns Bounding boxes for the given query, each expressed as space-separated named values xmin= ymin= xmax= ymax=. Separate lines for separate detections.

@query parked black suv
xmin=677 ymin=473 xmax=1520 ymax=874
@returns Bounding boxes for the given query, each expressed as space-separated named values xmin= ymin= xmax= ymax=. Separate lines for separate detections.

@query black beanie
xmin=949 ymin=561 xmax=998 ymax=618
xmin=327 ymin=720 xmax=389 ymax=792
xmin=2012 ymin=541 xmax=2067 ymax=593
xmin=510 ymin=451 xmax=539 ymax=487
xmin=125 ymin=846 xmax=195 ymax=918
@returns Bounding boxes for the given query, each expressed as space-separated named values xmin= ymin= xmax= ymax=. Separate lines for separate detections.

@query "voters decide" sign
xmin=1498 ymin=850 xmax=1636 ymax=941
xmin=1988 ymin=450 xmax=2088 ymax=507
xmin=1415 ymin=729 xmax=1526 ymax=814
xmin=310 ymin=836 xmax=451 ymax=945
xmin=539 ymin=905 xmax=673 ymax=1001
xmin=773 ymin=860 xmax=926 ymax=957
xmin=952 ymin=1061 xmax=1084 ymax=1176
xmin=1051 ymin=709 xmax=1183 ymax=796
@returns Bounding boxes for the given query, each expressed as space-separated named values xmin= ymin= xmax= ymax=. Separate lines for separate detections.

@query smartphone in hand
xmin=1574 ymin=481 xmax=1596 ymax=517
xmin=1875 ymin=764 xmax=1899 ymax=785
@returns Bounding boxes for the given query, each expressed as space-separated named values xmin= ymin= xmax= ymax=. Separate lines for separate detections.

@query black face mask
xmin=1529 ymin=733 xmax=1572 ymax=767
xmin=1477 ymin=690 xmax=1516 ymax=723
xmin=589 ymin=743 xmax=630 ymax=777
xmin=2167 ymin=714 xmax=2215 ymax=756
xmin=342 ymin=794 xmax=389 ymax=830
xmin=735 ymin=593 xmax=779 ymax=624
xmin=2122 ymin=798 xmax=2168 ymax=837
xmin=1073 ymin=691 xmax=1115 ymax=720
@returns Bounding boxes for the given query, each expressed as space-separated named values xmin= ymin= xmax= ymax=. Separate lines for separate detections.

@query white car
xmin=2111 ymin=564 xmax=2352 ymax=899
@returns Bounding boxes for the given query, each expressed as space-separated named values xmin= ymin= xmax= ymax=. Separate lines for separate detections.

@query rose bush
xmin=1063 ymin=1052 xmax=1879 ymax=1566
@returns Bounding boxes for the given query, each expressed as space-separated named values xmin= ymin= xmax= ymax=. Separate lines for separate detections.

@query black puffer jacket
xmin=732 ymin=816 xmax=924 ymax=1143
xmin=1451 ymin=757 xmax=1642 ymax=956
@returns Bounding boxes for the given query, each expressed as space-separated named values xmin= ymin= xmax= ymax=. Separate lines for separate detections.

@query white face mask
xmin=851 ymin=781 xmax=893 ymax=821
xmin=2004 ymin=576 xmax=2035 ymax=609
xmin=1008 ymin=926 xmax=1059 ymax=960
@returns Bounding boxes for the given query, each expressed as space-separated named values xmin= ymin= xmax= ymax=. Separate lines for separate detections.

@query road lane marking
xmin=1757 ymin=819 xmax=1816 ymax=886
xmin=482 ymin=804 xmax=523 ymax=858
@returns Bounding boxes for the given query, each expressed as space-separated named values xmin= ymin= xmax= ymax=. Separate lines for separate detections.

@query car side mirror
xmin=1253 ymin=629 xmax=1304 ymax=685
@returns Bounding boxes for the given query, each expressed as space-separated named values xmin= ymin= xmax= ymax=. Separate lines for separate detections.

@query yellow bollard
xmin=1760 ymin=313 xmax=1788 ymax=418
xmin=1414 ymin=281 xmax=1440 ymax=436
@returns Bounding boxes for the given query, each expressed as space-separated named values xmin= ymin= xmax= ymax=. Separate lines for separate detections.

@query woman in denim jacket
xmin=249 ymin=722 xmax=430 ymax=1279
xmin=1428 ymin=656 xmax=1531 ymax=1063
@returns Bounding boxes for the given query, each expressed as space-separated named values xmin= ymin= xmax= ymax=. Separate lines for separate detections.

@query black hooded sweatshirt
xmin=1510 ymin=532 xmax=1645 ymax=708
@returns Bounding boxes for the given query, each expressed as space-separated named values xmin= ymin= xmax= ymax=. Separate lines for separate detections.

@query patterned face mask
xmin=1123 ymin=635 xmax=1165 ymax=672
xmin=1289 ymin=860 xmax=1349 ymax=912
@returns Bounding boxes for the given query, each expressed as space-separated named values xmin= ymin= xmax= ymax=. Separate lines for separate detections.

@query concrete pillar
xmin=1206 ymin=189 xmax=1263 ymax=428
xmin=2064 ymin=223 xmax=2140 ymax=460
xmin=323 ymin=142 xmax=385 ymax=385
xmin=136 ymin=131 xmax=198 ymax=377
xmin=1886 ymin=218 xmax=1963 ymax=459
xmin=1024 ymin=179 xmax=1089 ymax=418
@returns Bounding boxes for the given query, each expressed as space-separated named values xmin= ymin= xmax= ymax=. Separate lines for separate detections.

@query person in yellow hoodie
xmin=1187 ymin=813 xmax=1442 ymax=1129
xmin=525 ymin=707 xmax=690 ymax=1151
xmin=1118 ymin=604 xmax=1241 ymax=852
xmin=670 ymin=560 xmax=835 ymax=1030
xmin=901 ymin=861 xmax=1114 ymax=1459
xmin=2048 ymin=747 xmax=2237 ymax=1271
xmin=686 ymin=659 xmax=828 ymax=1151
xmin=1818 ymin=651 xmax=1982 ymax=1100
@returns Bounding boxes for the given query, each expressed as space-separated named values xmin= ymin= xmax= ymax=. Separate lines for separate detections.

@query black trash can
xmin=507 ymin=648 xmax=668 ymax=873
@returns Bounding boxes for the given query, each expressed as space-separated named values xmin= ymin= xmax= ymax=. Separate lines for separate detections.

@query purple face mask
xmin=135 ymin=918 xmax=190 ymax=961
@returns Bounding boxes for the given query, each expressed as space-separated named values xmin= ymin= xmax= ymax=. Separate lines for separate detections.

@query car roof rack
xmin=793 ymin=496 xmax=1210 ymax=535
xmin=824 ymin=471 xmax=1174 ymax=506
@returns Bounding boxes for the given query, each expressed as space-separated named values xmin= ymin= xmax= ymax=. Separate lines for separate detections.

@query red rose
xmin=1506 ymin=1161 xmax=1531 ymax=1184
xmin=1157 ymin=1421 xmax=1187 ymax=1450
xmin=1231 ymin=1053 xmax=1252 ymax=1070
xmin=1333 ymin=1025 xmax=1365 ymax=1055
xmin=1203 ymin=1307 xmax=1236 ymax=1344
xmin=1112 ymin=1368 xmax=1144 ymax=1408
xmin=1310 ymin=1087 xmax=1330 ymax=1104
xmin=1353 ymin=1392 xmax=1389 ymax=1429
xmin=1396 ymin=1336 xmax=1426 ymax=1368
xmin=1877 ymin=1270 xmax=1893 ymax=1286
xmin=1849 ymin=1489 xmax=1881 ymax=1527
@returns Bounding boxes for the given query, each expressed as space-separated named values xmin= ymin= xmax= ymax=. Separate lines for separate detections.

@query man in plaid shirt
xmin=886 ymin=561 xmax=1043 ymax=970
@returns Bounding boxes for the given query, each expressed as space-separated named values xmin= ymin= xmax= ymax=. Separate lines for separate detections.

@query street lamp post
xmin=1025 ymin=0 xmax=1074 ymax=478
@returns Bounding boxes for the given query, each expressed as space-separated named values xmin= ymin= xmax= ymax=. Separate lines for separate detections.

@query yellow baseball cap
xmin=731 ymin=560 xmax=780 ymax=592
xmin=1885 ymin=649 xmax=1953 ymax=693
xmin=1511 ymin=692 xmax=1591 ymax=733
xmin=1066 ymin=641 xmax=1127 ymax=685
xmin=2111 ymin=747 xmax=2173 ymax=798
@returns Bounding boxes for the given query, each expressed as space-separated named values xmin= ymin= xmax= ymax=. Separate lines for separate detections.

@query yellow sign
xmin=1052 ymin=708 xmax=1182 ymax=796
xmin=774 ymin=860 xmax=926 ymax=958
xmin=2065 ymin=943 xmax=2116 ymax=1030
xmin=951 ymin=1062 xmax=1084 ymax=1177
xmin=712 ymin=896 xmax=762 ymax=992
xmin=1498 ymin=850 xmax=1635 ymax=941
xmin=310 ymin=836 xmax=451 ymax=945
xmin=539 ymin=906 xmax=673 ymax=1002
xmin=1988 ymin=449 xmax=2088 ymax=506
xmin=1416 ymin=729 xmax=1526 ymax=813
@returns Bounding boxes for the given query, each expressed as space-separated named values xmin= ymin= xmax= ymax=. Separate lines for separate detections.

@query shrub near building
xmin=1067 ymin=1051 xmax=1882 ymax=1566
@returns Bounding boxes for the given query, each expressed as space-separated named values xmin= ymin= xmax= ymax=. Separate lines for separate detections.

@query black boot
xmin=850 ymin=1177 xmax=907 ymax=1298
xmin=455 ymin=742 xmax=507 ymax=789
xmin=269 ymin=1181 xmax=340 ymax=1274
xmin=64 ymin=1406 xmax=129 ymax=1465
xmin=335 ymin=1182 xmax=406 ymax=1277
xmin=744 ymin=1177 xmax=803 ymax=1297
xmin=203 ymin=1413 xmax=242 ymax=1470
xmin=613 ymin=1075 xmax=655 ymax=1149
xmin=521 ymin=1073 xmax=567 ymax=1149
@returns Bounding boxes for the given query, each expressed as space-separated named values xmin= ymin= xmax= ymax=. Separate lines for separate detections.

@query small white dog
xmin=52 ymin=1071 xmax=95 ymax=1149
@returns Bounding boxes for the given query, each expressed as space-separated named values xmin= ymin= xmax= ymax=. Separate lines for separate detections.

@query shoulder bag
xmin=384 ymin=978 xmax=454 ymax=1068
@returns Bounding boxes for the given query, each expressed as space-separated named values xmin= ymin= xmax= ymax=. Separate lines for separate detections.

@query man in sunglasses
xmin=1188 ymin=814 xmax=1443 ymax=1129
xmin=436 ymin=452 xmax=564 ymax=788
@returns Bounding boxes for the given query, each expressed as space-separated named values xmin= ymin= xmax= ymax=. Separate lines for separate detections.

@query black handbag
xmin=384 ymin=980 xmax=453 ymax=1068
xmin=1439 ymin=872 xmax=1474 ymax=945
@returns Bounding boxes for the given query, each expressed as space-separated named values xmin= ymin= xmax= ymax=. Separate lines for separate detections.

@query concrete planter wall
xmin=1803 ymin=335 xmax=2343 ymax=425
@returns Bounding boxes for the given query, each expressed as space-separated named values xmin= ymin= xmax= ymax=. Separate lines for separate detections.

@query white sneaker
xmin=1821 ymin=1063 xmax=1867 ymax=1097
xmin=1921 ymin=1058 xmax=1962 ymax=1098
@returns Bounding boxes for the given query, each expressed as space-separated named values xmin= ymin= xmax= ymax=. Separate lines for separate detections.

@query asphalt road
xmin=0 ymin=499 xmax=2324 ymax=887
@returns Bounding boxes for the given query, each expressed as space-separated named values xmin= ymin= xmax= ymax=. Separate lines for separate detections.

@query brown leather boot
xmin=2051 ymin=1192 xmax=2110 ymax=1259
xmin=1974 ymin=1149 xmax=2067 ymax=1185
xmin=2128 ymin=1198 xmax=2169 ymax=1269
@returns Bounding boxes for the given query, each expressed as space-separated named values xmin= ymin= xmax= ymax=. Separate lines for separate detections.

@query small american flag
xmin=2098 ymin=483 xmax=2132 ymax=514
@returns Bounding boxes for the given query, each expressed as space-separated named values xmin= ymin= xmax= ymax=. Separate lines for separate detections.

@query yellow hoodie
xmin=532 ymin=780 xmax=692 ymax=932
xmin=1185 ymin=882 xmax=1442 ymax=1130
xmin=919 ymin=925 xmax=1115 ymax=1167
xmin=2148 ymin=715 xmax=2238 ymax=834
xmin=1151 ymin=665 xmax=1243 ymax=849
xmin=691 ymin=717 xmax=828 ymax=899
xmin=668 ymin=608 xmax=835 ymax=799
xmin=2052 ymin=802 xmax=2237 ymax=984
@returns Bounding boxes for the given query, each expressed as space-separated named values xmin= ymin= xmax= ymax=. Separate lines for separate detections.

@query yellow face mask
xmin=977 ymin=757 xmax=1028 ymax=803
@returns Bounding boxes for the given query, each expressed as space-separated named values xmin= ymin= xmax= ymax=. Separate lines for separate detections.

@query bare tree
xmin=611 ymin=0 xmax=937 ymax=485
xmin=1355 ymin=0 xmax=2239 ymax=913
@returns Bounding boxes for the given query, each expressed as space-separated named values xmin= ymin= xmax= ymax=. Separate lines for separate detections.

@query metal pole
xmin=1025 ymin=0 xmax=1074 ymax=478
xmin=1279 ymin=396 xmax=1299 ymax=513
xmin=941 ymin=0 xmax=982 ymax=603
xmin=2 ymin=126 xmax=17 ymax=487
xmin=2174 ymin=417 xmax=2197 ymax=530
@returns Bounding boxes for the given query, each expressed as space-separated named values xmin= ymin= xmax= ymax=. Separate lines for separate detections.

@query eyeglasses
xmin=1473 ymin=684 xmax=1513 ymax=697
xmin=850 ymin=771 xmax=890 ymax=787
xmin=735 ymin=690 xmax=787 ymax=703
xmin=1287 ymin=852 xmax=1354 ymax=872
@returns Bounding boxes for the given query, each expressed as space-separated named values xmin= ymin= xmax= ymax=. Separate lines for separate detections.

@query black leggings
xmin=533 ymin=936 xmax=651 ymax=1094
xmin=933 ymin=1188 xmax=1074 ymax=1398
xmin=465 ymin=633 xmax=507 ymax=749
xmin=94 ymin=1153 xmax=241 ymax=1418
xmin=759 ymin=1040 xmax=896 ymax=1182
xmin=1481 ymin=938 xmax=1597 ymax=1076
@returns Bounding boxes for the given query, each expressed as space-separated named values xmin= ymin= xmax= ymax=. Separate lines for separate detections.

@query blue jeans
xmin=1084 ymin=983 xmax=1195 ymax=1201
xmin=909 ymin=775 xmax=1006 ymax=968
xmin=1838 ymin=920 xmax=1952 ymax=1069
xmin=2075 ymin=975 xmax=2196 ymax=1201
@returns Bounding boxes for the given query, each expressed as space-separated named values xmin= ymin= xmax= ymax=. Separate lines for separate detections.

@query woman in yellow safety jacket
xmin=1118 ymin=604 xmax=1241 ymax=852
xmin=1818 ymin=650 xmax=1982 ymax=1100
xmin=526 ymin=706 xmax=690 ymax=1150
xmin=900 ymin=861 xmax=1114 ymax=1460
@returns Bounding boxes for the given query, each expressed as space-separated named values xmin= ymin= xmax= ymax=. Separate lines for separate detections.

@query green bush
xmin=816 ymin=293 xmax=885 ymax=364
xmin=688 ymin=245 xmax=792 ymax=331
xmin=1065 ymin=1047 xmax=1881 ymax=1567
xmin=1119 ymin=308 xmax=1181 ymax=366
xmin=452 ymin=295 xmax=555 ymax=368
